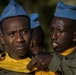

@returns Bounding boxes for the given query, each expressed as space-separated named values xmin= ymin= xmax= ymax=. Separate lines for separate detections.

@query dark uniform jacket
xmin=0 ymin=68 xmax=35 ymax=75
xmin=49 ymin=47 xmax=76 ymax=75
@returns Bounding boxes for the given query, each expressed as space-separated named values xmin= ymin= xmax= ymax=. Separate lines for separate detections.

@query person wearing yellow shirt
xmin=0 ymin=0 xmax=53 ymax=75
xmin=0 ymin=0 xmax=57 ymax=75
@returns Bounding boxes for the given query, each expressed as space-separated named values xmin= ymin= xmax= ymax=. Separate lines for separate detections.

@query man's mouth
xmin=51 ymin=42 xmax=58 ymax=48
xmin=15 ymin=45 xmax=26 ymax=50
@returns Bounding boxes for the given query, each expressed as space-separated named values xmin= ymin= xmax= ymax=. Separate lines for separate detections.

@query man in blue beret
xmin=0 ymin=0 xmax=58 ymax=75
xmin=27 ymin=1 xmax=76 ymax=75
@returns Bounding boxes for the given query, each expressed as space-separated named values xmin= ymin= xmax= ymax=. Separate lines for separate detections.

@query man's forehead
xmin=53 ymin=17 xmax=73 ymax=24
xmin=2 ymin=17 xmax=30 ymax=29
xmin=2 ymin=16 xmax=29 ymax=24
xmin=50 ymin=17 xmax=74 ymax=28
xmin=2 ymin=23 xmax=30 ymax=34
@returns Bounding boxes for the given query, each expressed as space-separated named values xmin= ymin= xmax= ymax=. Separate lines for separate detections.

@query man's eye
xmin=22 ymin=30 xmax=29 ymax=34
xmin=58 ymin=29 xmax=63 ymax=33
xmin=8 ymin=32 xmax=15 ymax=36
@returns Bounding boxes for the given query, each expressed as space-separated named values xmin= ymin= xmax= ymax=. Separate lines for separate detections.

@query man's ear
xmin=73 ymin=32 xmax=76 ymax=42
xmin=30 ymin=40 xmax=34 ymax=49
xmin=0 ymin=34 xmax=5 ymax=45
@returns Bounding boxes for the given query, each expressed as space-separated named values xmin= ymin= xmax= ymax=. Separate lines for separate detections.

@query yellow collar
xmin=60 ymin=46 xmax=76 ymax=56
xmin=0 ymin=52 xmax=36 ymax=73
xmin=0 ymin=52 xmax=58 ymax=75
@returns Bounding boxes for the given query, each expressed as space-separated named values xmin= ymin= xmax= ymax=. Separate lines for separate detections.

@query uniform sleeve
xmin=49 ymin=51 xmax=76 ymax=75
xmin=48 ymin=52 xmax=62 ymax=72
xmin=60 ymin=56 xmax=76 ymax=75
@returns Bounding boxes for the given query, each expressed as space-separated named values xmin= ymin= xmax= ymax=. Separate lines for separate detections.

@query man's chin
xmin=53 ymin=47 xmax=62 ymax=53
xmin=18 ymin=53 xmax=28 ymax=59
xmin=17 ymin=50 xmax=28 ymax=57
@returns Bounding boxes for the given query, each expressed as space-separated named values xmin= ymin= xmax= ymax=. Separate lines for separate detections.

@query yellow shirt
xmin=0 ymin=52 xmax=57 ymax=75
xmin=60 ymin=46 xmax=76 ymax=56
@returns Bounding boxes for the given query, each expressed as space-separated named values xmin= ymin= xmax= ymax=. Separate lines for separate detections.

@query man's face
xmin=1 ymin=16 xmax=31 ymax=59
xmin=50 ymin=17 xmax=75 ymax=53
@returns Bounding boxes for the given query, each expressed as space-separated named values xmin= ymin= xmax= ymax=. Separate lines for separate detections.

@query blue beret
xmin=29 ymin=13 xmax=40 ymax=29
xmin=0 ymin=0 xmax=27 ymax=21
xmin=0 ymin=0 xmax=40 ymax=29
xmin=54 ymin=1 xmax=76 ymax=20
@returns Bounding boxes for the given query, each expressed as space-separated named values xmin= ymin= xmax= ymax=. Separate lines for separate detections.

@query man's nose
xmin=15 ymin=33 xmax=24 ymax=43
xmin=52 ymin=30 xmax=57 ymax=40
